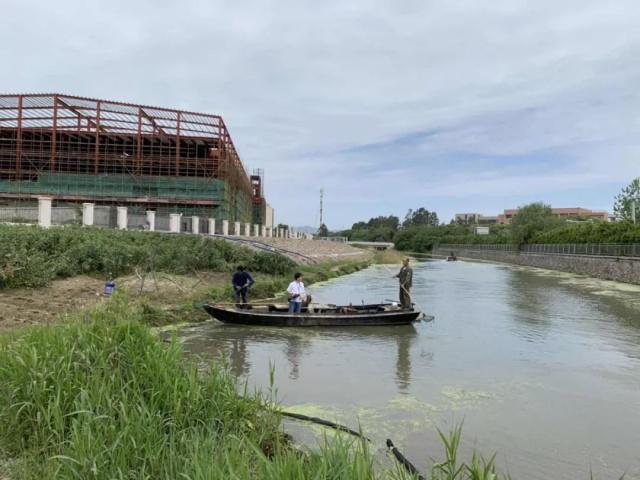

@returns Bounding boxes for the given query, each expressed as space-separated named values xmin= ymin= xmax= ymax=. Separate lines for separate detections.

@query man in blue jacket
xmin=232 ymin=265 xmax=254 ymax=306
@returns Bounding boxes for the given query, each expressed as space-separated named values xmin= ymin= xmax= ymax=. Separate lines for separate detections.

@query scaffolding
xmin=251 ymin=168 xmax=266 ymax=226
xmin=0 ymin=94 xmax=256 ymax=221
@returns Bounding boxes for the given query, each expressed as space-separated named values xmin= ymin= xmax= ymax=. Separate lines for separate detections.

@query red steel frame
xmin=0 ymin=93 xmax=255 ymax=212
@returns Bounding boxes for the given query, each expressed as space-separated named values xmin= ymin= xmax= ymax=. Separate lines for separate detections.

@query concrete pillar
xmin=145 ymin=210 xmax=155 ymax=231
xmin=278 ymin=228 xmax=283 ymax=238
xmin=261 ymin=225 xmax=266 ymax=237
xmin=192 ymin=216 xmax=200 ymax=234
xmin=117 ymin=207 xmax=128 ymax=230
xmin=266 ymin=227 xmax=272 ymax=237
xmin=169 ymin=213 xmax=181 ymax=233
xmin=222 ymin=219 xmax=229 ymax=236
xmin=37 ymin=196 xmax=52 ymax=228
xmin=253 ymin=224 xmax=259 ymax=237
xmin=82 ymin=203 xmax=94 ymax=226
xmin=234 ymin=221 xmax=241 ymax=236
xmin=244 ymin=222 xmax=251 ymax=236
xmin=208 ymin=218 xmax=216 ymax=235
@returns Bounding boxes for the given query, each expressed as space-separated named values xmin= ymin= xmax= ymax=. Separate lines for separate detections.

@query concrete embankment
xmin=228 ymin=237 xmax=373 ymax=264
xmin=434 ymin=247 xmax=640 ymax=284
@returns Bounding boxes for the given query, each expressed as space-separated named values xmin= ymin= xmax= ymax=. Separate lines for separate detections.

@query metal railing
xmin=438 ymin=243 xmax=640 ymax=258
xmin=317 ymin=236 xmax=348 ymax=242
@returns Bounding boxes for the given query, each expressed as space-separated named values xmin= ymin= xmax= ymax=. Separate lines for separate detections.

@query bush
xmin=531 ymin=221 xmax=640 ymax=244
xmin=0 ymin=225 xmax=294 ymax=289
xmin=394 ymin=224 xmax=511 ymax=252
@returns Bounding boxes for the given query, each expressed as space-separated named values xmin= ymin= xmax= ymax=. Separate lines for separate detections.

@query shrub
xmin=0 ymin=225 xmax=294 ymax=289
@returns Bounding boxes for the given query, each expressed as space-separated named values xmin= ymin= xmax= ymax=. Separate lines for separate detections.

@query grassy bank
xmin=139 ymin=259 xmax=372 ymax=326
xmin=0 ymin=225 xmax=293 ymax=289
xmin=0 ymin=223 xmax=379 ymax=329
xmin=0 ymin=297 xmax=510 ymax=480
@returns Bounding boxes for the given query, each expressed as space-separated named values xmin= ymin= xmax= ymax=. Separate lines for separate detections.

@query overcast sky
xmin=3 ymin=0 xmax=639 ymax=228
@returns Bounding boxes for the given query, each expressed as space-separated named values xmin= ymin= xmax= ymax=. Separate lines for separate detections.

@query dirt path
xmin=0 ymin=276 xmax=105 ymax=331
xmin=0 ymin=272 xmax=231 ymax=331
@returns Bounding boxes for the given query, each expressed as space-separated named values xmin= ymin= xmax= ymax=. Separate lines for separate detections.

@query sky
xmin=2 ymin=0 xmax=639 ymax=229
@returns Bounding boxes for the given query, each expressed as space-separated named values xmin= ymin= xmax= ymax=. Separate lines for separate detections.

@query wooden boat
xmin=203 ymin=302 xmax=423 ymax=327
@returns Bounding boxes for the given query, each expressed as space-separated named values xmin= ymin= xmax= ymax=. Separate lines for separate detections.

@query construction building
xmin=0 ymin=94 xmax=265 ymax=226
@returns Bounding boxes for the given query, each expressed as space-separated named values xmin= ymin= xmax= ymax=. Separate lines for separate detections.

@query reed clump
xmin=0 ymin=296 xmax=376 ymax=479
xmin=0 ymin=225 xmax=294 ymax=289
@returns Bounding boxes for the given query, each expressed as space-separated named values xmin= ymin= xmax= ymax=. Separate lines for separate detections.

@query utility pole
xmin=319 ymin=189 xmax=324 ymax=227
xmin=632 ymin=199 xmax=637 ymax=224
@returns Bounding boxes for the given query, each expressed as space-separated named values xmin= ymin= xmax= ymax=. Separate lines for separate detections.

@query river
xmin=173 ymin=260 xmax=640 ymax=479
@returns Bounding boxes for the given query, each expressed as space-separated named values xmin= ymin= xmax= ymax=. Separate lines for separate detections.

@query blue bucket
xmin=104 ymin=281 xmax=116 ymax=297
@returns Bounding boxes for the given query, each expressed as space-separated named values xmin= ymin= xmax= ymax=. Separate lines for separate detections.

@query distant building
xmin=265 ymin=204 xmax=274 ymax=228
xmin=454 ymin=213 xmax=499 ymax=225
xmin=497 ymin=207 xmax=609 ymax=224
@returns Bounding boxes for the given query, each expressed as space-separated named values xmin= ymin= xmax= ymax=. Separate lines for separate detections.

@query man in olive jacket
xmin=395 ymin=258 xmax=413 ymax=308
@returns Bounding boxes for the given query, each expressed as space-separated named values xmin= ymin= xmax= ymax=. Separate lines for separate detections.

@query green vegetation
xmin=348 ymin=215 xmax=400 ymax=242
xmin=531 ymin=220 xmax=640 ymax=244
xmin=134 ymin=259 xmax=372 ymax=326
xmin=0 ymin=296 xmax=513 ymax=479
xmin=394 ymin=224 xmax=512 ymax=252
xmin=318 ymin=222 xmax=329 ymax=237
xmin=613 ymin=177 xmax=640 ymax=221
xmin=394 ymin=219 xmax=640 ymax=253
xmin=339 ymin=209 xmax=441 ymax=243
xmin=509 ymin=202 xmax=563 ymax=245
xmin=0 ymin=225 xmax=294 ymax=289
xmin=331 ymin=186 xmax=640 ymax=253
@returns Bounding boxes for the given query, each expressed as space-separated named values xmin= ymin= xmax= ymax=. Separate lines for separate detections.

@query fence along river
xmin=172 ymin=260 xmax=640 ymax=479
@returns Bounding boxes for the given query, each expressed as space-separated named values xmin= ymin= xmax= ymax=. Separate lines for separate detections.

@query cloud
xmin=2 ymin=0 xmax=639 ymax=226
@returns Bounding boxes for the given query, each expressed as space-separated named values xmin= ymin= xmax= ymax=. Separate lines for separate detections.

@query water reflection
xmin=229 ymin=338 xmax=249 ymax=378
xmin=176 ymin=323 xmax=420 ymax=388
xmin=172 ymin=261 xmax=640 ymax=480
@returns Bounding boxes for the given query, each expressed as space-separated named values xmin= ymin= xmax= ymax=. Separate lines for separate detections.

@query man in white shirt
xmin=287 ymin=272 xmax=305 ymax=313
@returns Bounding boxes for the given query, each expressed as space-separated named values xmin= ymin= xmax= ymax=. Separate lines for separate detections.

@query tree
xmin=366 ymin=215 xmax=400 ymax=231
xmin=613 ymin=178 xmax=640 ymax=221
xmin=510 ymin=202 xmax=562 ymax=245
xmin=317 ymin=223 xmax=329 ymax=237
xmin=403 ymin=208 xmax=439 ymax=228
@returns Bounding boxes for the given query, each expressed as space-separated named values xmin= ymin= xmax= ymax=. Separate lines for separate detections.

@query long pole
xmin=319 ymin=188 xmax=324 ymax=227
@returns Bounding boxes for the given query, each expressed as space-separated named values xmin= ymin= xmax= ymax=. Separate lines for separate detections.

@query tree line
xmin=323 ymin=177 xmax=640 ymax=251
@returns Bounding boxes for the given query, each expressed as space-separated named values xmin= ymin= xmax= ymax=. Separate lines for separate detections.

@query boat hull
xmin=203 ymin=304 xmax=422 ymax=327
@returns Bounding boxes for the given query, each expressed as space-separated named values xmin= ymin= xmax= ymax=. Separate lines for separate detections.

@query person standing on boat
xmin=232 ymin=265 xmax=254 ymax=306
xmin=394 ymin=258 xmax=413 ymax=308
xmin=287 ymin=272 xmax=306 ymax=313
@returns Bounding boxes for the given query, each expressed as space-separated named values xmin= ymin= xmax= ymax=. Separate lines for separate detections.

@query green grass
xmin=0 ymin=295 xmax=519 ymax=480
xmin=0 ymin=224 xmax=294 ymax=289
xmin=0 ymin=296 xmax=367 ymax=479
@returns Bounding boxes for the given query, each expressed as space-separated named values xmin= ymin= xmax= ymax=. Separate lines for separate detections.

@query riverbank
xmin=0 ymin=224 xmax=381 ymax=330
xmin=0 ymin=295 xmax=510 ymax=480
xmin=433 ymin=246 xmax=640 ymax=284
xmin=0 ymin=258 xmax=375 ymax=331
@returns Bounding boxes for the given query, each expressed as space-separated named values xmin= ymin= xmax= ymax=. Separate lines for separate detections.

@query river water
xmin=173 ymin=260 xmax=640 ymax=479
